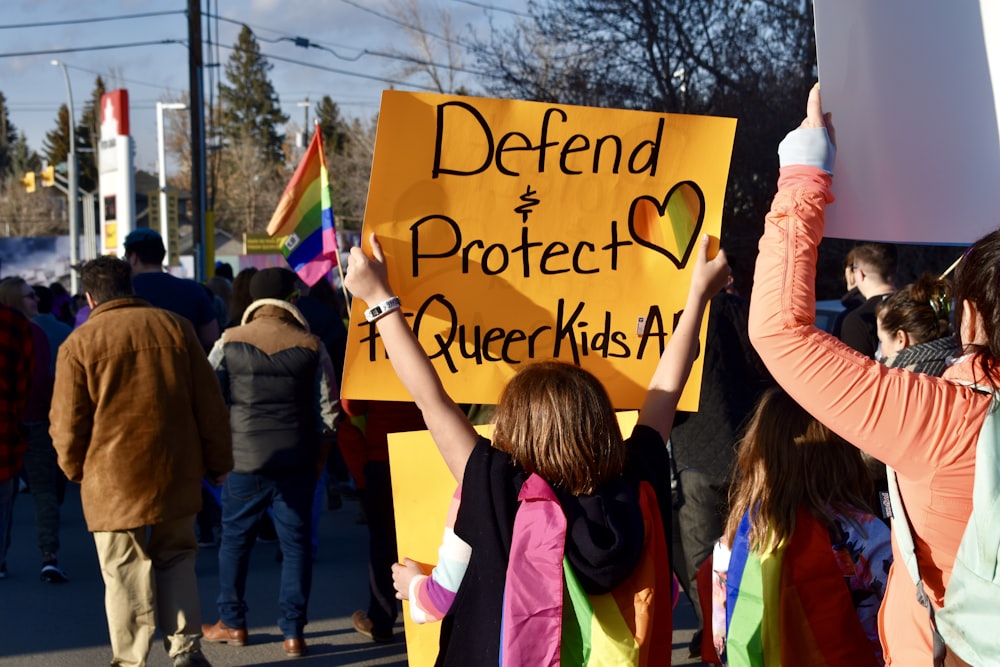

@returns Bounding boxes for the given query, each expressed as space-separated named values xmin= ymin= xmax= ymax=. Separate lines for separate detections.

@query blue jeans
xmin=217 ymin=470 xmax=315 ymax=639
xmin=22 ymin=420 xmax=63 ymax=555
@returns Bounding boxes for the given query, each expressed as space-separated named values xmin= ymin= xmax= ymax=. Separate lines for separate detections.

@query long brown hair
xmin=955 ymin=228 xmax=1000 ymax=389
xmin=724 ymin=387 xmax=873 ymax=553
xmin=492 ymin=360 xmax=625 ymax=495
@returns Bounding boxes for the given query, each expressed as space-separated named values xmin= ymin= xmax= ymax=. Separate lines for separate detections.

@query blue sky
xmin=1 ymin=0 xmax=528 ymax=172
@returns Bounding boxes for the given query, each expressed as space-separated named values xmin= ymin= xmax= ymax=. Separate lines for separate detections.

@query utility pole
xmin=188 ymin=0 xmax=207 ymax=281
xmin=157 ymin=102 xmax=187 ymax=266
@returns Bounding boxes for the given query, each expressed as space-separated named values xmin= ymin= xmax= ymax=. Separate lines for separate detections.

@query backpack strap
xmin=886 ymin=466 xmax=947 ymax=665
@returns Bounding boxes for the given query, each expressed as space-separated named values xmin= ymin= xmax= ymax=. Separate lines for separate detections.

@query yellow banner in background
xmin=243 ymin=232 xmax=289 ymax=255
xmin=342 ymin=91 xmax=736 ymax=409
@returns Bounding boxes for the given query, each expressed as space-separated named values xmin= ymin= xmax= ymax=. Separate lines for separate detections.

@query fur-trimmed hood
xmin=241 ymin=298 xmax=311 ymax=332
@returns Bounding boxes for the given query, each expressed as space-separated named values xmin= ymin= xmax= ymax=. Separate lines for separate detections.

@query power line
xmin=219 ymin=41 xmax=440 ymax=93
xmin=0 ymin=10 xmax=185 ymax=30
xmin=206 ymin=13 xmax=366 ymax=63
xmin=209 ymin=11 xmax=497 ymax=83
xmin=0 ymin=40 xmax=185 ymax=59
xmin=63 ymin=63 xmax=184 ymax=93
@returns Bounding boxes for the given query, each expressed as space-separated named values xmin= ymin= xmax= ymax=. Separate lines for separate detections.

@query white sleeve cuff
xmin=408 ymin=574 xmax=430 ymax=624
xmin=777 ymin=126 xmax=836 ymax=174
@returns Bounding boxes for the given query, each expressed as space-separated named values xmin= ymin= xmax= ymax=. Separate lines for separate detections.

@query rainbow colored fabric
xmin=724 ymin=509 xmax=877 ymax=667
xmin=499 ymin=474 xmax=671 ymax=666
xmin=266 ymin=127 xmax=338 ymax=286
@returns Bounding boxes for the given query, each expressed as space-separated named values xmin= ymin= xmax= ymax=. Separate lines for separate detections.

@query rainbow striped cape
xmin=500 ymin=474 xmax=671 ymax=666
xmin=724 ymin=509 xmax=877 ymax=667
xmin=266 ymin=126 xmax=339 ymax=286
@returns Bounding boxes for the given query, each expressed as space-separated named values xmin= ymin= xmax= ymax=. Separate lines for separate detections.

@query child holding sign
xmin=344 ymin=232 xmax=730 ymax=665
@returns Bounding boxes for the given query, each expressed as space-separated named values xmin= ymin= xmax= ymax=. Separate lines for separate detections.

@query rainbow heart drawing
xmin=627 ymin=181 xmax=705 ymax=269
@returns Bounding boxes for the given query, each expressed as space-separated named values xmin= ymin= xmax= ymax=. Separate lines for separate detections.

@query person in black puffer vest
xmin=201 ymin=267 xmax=340 ymax=659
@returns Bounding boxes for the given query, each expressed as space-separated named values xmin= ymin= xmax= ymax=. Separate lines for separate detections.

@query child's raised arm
xmin=637 ymin=234 xmax=730 ymax=443
xmin=344 ymin=233 xmax=479 ymax=481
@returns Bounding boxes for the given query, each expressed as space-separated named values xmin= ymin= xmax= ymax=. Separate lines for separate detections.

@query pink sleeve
xmin=747 ymin=165 xmax=987 ymax=477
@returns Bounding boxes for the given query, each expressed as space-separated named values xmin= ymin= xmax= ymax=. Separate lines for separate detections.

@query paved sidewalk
xmin=0 ymin=483 xmax=705 ymax=666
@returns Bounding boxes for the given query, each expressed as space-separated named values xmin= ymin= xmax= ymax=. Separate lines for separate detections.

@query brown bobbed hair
xmin=955 ymin=228 xmax=1000 ymax=389
xmin=876 ymin=272 xmax=953 ymax=346
xmin=491 ymin=360 xmax=624 ymax=496
xmin=723 ymin=387 xmax=873 ymax=554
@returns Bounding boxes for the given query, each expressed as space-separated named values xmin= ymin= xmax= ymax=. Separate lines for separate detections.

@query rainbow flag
xmin=266 ymin=126 xmax=338 ymax=286
xmin=500 ymin=475 xmax=671 ymax=666
xmin=724 ymin=509 xmax=877 ymax=667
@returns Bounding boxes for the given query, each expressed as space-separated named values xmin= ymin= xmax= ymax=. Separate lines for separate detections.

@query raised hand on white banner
xmin=778 ymin=83 xmax=837 ymax=175
xmin=799 ymin=83 xmax=835 ymax=145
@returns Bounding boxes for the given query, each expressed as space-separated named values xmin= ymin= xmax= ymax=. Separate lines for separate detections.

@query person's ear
xmin=961 ymin=299 xmax=988 ymax=346
xmin=85 ymin=292 xmax=97 ymax=310
xmin=895 ymin=329 xmax=910 ymax=349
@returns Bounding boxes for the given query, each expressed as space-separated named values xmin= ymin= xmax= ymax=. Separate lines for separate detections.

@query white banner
xmin=814 ymin=0 xmax=1000 ymax=244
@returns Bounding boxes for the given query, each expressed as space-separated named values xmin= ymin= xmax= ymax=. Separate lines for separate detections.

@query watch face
xmin=370 ymin=307 xmax=382 ymax=316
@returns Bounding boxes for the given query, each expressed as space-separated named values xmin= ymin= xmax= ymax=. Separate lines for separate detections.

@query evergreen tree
xmin=42 ymin=104 xmax=72 ymax=168
xmin=76 ymin=76 xmax=106 ymax=192
xmin=312 ymin=95 xmax=369 ymax=229
xmin=0 ymin=91 xmax=18 ymax=178
xmin=314 ymin=96 xmax=348 ymax=154
xmin=218 ymin=25 xmax=288 ymax=166
xmin=8 ymin=132 xmax=41 ymax=175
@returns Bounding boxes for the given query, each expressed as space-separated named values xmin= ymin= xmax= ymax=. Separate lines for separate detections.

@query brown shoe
xmin=352 ymin=610 xmax=394 ymax=643
xmin=201 ymin=619 xmax=248 ymax=646
xmin=283 ymin=636 xmax=307 ymax=657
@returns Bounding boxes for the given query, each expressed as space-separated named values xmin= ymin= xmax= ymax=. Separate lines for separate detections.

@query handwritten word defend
xmin=433 ymin=102 xmax=664 ymax=178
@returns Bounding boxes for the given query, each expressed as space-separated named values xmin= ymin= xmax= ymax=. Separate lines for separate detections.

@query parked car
xmin=815 ymin=299 xmax=846 ymax=334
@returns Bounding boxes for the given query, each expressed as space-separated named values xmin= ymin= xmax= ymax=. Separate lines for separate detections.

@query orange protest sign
xmin=342 ymin=91 xmax=736 ymax=409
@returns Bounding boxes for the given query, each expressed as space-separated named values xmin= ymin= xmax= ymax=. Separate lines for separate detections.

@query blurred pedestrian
xmin=0 ymin=304 xmax=34 ymax=580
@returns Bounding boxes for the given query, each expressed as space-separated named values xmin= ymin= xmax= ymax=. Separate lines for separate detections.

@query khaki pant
xmin=93 ymin=515 xmax=203 ymax=667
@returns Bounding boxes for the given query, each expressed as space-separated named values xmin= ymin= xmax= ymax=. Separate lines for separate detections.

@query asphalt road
xmin=0 ymin=483 xmax=705 ymax=666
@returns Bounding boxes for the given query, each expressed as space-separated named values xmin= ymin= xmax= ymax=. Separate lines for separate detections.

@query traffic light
xmin=19 ymin=172 xmax=35 ymax=193
xmin=40 ymin=165 xmax=55 ymax=188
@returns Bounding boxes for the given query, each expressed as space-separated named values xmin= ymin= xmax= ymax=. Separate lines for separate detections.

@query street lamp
xmin=156 ymin=102 xmax=187 ymax=267
xmin=51 ymin=59 xmax=79 ymax=294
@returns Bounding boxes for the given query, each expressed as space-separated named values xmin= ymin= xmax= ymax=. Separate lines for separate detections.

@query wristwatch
xmin=364 ymin=296 xmax=401 ymax=323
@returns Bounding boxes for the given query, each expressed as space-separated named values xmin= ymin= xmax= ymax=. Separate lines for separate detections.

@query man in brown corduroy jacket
xmin=50 ymin=256 xmax=232 ymax=667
